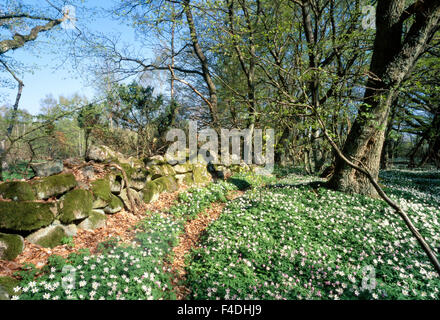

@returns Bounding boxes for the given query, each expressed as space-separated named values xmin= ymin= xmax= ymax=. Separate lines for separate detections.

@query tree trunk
xmin=329 ymin=0 xmax=440 ymax=197
xmin=183 ymin=0 xmax=219 ymax=128
xmin=380 ymin=101 xmax=398 ymax=169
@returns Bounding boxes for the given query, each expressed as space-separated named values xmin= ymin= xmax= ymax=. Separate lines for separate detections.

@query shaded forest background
xmin=1 ymin=0 xmax=439 ymax=187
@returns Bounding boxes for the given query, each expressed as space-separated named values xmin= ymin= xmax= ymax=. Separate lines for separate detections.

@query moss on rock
xmin=0 ymin=181 xmax=36 ymax=201
xmin=91 ymin=178 xmax=112 ymax=202
xmin=149 ymin=165 xmax=166 ymax=179
xmin=173 ymin=162 xmax=193 ymax=174
xmin=58 ymin=189 xmax=93 ymax=224
xmin=175 ymin=173 xmax=194 ymax=186
xmin=0 ymin=201 xmax=56 ymax=231
xmin=26 ymin=225 xmax=67 ymax=248
xmin=0 ymin=233 xmax=24 ymax=261
xmin=153 ymin=176 xmax=178 ymax=193
xmin=31 ymin=173 xmax=77 ymax=200
xmin=141 ymin=181 xmax=160 ymax=203
xmin=103 ymin=194 xmax=124 ymax=214
xmin=0 ymin=276 xmax=19 ymax=299
xmin=78 ymin=210 xmax=107 ymax=230
xmin=144 ymin=155 xmax=166 ymax=166
xmin=193 ymin=165 xmax=212 ymax=185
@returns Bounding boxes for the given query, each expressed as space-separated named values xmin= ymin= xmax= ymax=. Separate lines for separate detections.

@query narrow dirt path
xmin=168 ymin=190 xmax=244 ymax=300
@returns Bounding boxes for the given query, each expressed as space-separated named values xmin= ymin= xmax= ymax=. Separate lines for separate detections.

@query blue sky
xmin=1 ymin=0 xmax=153 ymax=115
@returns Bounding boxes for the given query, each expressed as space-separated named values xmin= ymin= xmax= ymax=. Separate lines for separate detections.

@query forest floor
xmin=4 ymin=169 xmax=440 ymax=300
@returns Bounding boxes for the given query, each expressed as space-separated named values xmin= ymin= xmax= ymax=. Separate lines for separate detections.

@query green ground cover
xmin=186 ymin=171 xmax=440 ymax=300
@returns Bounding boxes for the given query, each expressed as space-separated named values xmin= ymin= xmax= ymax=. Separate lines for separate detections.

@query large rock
xmin=0 ymin=277 xmax=19 ymax=300
xmin=26 ymin=225 xmax=67 ymax=248
xmin=77 ymin=210 xmax=107 ymax=230
xmin=153 ymin=176 xmax=178 ymax=193
xmin=90 ymin=177 xmax=124 ymax=213
xmin=58 ymin=189 xmax=93 ymax=224
xmin=0 ymin=202 xmax=56 ymax=232
xmin=52 ymin=220 xmax=77 ymax=237
xmin=30 ymin=160 xmax=63 ymax=177
xmin=128 ymin=176 xmax=147 ymax=191
xmin=119 ymin=188 xmax=141 ymax=211
xmin=109 ymin=175 xmax=124 ymax=194
xmin=149 ymin=164 xmax=175 ymax=179
xmin=31 ymin=173 xmax=77 ymax=200
xmin=141 ymin=181 xmax=161 ymax=203
xmin=103 ymin=194 xmax=124 ymax=214
xmin=91 ymin=178 xmax=112 ymax=208
xmin=145 ymin=155 xmax=166 ymax=166
xmin=0 ymin=181 xmax=36 ymax=201
xmin=193 ymin=165 xmax=212 ymax=185
xmin=86 ymin=145 xmax=117 ymax=162
xmin=0 ymin=233 xmax=24 ymax=261
xmin=173 ymin=162 xmax=193 ymax=174
xmin=87 ymin=145 xmax=138 ymax=167
xmin=175 ymin=173 xmax=194 ymax=186
xmin=165 ymin=149 xmax=189 ymax=164
xmin=119 ymin=163 xmax=149 ymax=183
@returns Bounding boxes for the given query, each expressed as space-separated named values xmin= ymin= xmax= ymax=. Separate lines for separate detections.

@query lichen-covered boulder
xmin=26 ymin=225 xmax=67 ymax=248
xmin=119 ymin=188 xmax=141 ymax=211
xmin=31 ymin=173 xmax=77 ymax=200
xmin=175 ymin=173 xmax=194 ymax=186
xmin=58 ymin=189 xmax=93 ymax=224
xmin=149 ymin=164 xmax=174 ymax=179
xmin=145 ymin=155 xmax=166 ymax=166
xmin=193 ymin=165 xmax=212 ymax=185
xmin=0 ymin=233 xmax=24 ymax=261
xmin=153 ymin=176 xmax=178 ymax=193
xmin=0 ymin=276 xmax=19 ymax=300
xmin=173 ymin=162 xmax=193 ymax=174
xmin=30 ymin=160 xmax=63 ymax=177
xmin=162 ymin=164 xmax=176 ymax=176
xmin=149 ymin=165 xmax=165 ymax=179
xmin=0 ymin=181 xmax=36 ymax=201
xmin=141 ymin=181 xmax=160 ymax=203
xmin=86 ymin=145 xmax=117 ymax=162
xmin=118 ymin=163 xmax=149 ymax=190
xmin=0 ymin=202 xmax=56 ymax=231
xmin=103 ymin=194 xmax=124 ymax=214
xmin=78 ymin=210 xmax=106 ymax=230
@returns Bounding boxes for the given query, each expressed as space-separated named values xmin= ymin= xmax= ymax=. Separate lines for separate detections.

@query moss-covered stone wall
xmin=0 ymin=145 xmax=251 ymax=261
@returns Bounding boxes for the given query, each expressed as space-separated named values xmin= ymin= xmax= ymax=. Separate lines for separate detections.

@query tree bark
xmin=183 ymin=0 xmax=219 ymax=128
xmin=329 ymin=0 xmax=440 ymax=197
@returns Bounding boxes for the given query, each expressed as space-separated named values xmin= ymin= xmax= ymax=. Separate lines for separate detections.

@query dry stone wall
xmin=0 ymin=145 xmax=251 ymax=261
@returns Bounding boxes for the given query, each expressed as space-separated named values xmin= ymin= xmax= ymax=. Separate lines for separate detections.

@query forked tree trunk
xmin=328 ymin=0 xmax=440 ymax=197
